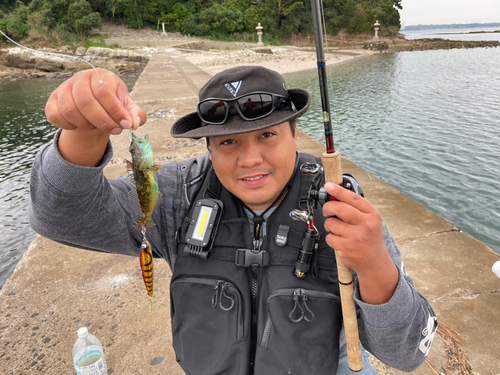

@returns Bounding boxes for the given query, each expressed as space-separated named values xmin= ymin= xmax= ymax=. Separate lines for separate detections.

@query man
xmin=30 ymin=66 xmax=437 ymax=374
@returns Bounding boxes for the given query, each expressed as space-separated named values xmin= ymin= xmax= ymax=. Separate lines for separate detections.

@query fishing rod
xmin=309 ymin=0 xmax=363 ymax=370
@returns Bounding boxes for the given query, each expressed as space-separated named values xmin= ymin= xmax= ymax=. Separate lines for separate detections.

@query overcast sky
xmin=400 ymin=0 xmax=500 ymax=26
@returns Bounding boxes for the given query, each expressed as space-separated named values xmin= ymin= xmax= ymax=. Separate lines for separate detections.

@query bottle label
xmin=74 ymin=345 xmax=107 ymax=375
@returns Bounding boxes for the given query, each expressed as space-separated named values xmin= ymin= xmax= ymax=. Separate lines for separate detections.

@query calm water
xmin=1 ymin=49 xmax=499 ymax=289
xmin=286 ymin=47 xmax=500 ymax=254
xmin=402 ymin=27 xmax=500 ymax=42
xmin=0 ymin=77 xmax=137 ymax=289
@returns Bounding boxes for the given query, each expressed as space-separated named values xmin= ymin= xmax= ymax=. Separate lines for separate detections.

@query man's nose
xmin=237 ymin=141 xmax=263 ymax=168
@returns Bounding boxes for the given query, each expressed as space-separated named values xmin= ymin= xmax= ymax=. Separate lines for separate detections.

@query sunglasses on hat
xmin=197 ymin=92 xmax=292 ymax=125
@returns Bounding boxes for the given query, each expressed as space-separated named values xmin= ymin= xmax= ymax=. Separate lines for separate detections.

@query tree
xmin=275 ymin=0 xmax=303 ymax=21
xmin=0 ymin=0 xmax=29 ymax=39
xmin=199 ymin=2 xmax=244 ymax=37
xmin=67 ymin=0 xmax=101 ymax=33
xmin=161 ymin=2 xmax=190 ymax=30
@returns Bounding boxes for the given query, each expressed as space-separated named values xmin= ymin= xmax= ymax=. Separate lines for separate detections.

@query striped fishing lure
xmin=140 ymin=238 xmax=154 ymax=311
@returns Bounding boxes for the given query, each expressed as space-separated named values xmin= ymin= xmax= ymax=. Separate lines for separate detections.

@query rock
xmin=5 ymin=51 xmax=35 ymax=68
xmin=150 ymin=357 xmax=164 ymax=366
xmin=36 ymin=62 xmax=64 ymax=72
xmin=86 ymin=47 xmax=128 ymax=60
xmin=128 ymin=51 xmax=143 ymax=62
xmin=75 ymin=47 xmax=87 ymax=57
xmin=17 ymin=63 xmax=36 ymax=69
xmin=253 ymin=48 xmax=273 ymax=54
xmin=173 ymin=41 xmax=206 ymax=50
xmin=363 ymin=41 xmax=389 ymax=51
xmin=62 ymin=60 xmax=90 ymax=71
xmin=389 ymin=38 xmax=500 ymax=52
xmin=0 ymin=45 xmax=149 ymax=79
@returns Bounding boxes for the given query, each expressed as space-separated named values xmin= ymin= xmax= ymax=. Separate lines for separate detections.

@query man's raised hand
xmin=45 ymin=68 xmax=146 ymax=136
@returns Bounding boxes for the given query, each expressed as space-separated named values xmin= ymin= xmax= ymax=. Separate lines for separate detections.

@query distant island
xmin=403 ymin=23 xmax=500 ymax=31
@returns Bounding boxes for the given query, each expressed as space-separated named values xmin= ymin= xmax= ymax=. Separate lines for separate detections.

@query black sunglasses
xmin=197 ymin=92 xmax=292 ymax=125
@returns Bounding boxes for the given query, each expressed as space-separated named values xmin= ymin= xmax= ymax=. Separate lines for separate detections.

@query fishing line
xmin=0 ymin=29 xmax=105 ymax=83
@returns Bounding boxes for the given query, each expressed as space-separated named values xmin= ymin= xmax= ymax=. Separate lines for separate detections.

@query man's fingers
xmin=56 ymin=85 xmax=97 ymax=132
xmin=324 ymin=182 xmax=371 ymax=213
xmin=68 ymin=73 xmax=129 ymax=133
xmin=90 ymin=71 xmax=138 ymax=130
xmin=45 ymin=69 xmax=136 ymax=134
xmin=322 ymin=200 xmax=363 ymax=225
xmin=324 ymin=216 xmax=353 ymax=238
xmin=45 ymin=93 xmax=77 ymax=131
xmin=324 ymin=234 xmax=350 ymax=256
xmin=117 ymin=84 xmax=147 ymax=130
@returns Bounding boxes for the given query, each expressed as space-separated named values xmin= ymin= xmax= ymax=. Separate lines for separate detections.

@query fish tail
xmin=133 ymin=218 xmax=156 ymax=230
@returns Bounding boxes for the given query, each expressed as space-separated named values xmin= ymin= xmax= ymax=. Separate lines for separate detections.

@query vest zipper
xmin=249 ymin=238 xmax=262 ymax=372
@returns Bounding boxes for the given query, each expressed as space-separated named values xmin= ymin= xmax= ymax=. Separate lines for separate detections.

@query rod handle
xmin=322 ymin=151 xmax=363 ymax=372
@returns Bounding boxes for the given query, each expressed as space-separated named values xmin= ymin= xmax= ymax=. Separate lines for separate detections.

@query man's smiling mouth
xmin=243 ymin=175 xmax=266 ymax=181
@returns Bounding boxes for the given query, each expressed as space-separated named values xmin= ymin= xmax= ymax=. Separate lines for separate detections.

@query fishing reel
xmin=289 ymin=162 xmax=364 ymax=279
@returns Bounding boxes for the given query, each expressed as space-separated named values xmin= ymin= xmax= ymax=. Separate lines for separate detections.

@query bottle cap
xmin=77 ymin=327 xmax=89 ymax=338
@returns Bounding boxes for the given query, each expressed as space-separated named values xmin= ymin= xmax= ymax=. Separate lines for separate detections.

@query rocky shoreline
xmin=384 ymin=37 xmax=500 ymax=52
xmin=1 ymin=30 xmax=499 ymax=81
xmin=0 ymin=45 xmax=154 ymax=81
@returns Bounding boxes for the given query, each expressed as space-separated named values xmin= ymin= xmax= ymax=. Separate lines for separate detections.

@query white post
xmin=373 ymin=20 xmax=380 ymax=41
xmin=256 ymin=23 xmax=264 ymax=47
xmin=162 ymin=23 xmax=166 ymax=35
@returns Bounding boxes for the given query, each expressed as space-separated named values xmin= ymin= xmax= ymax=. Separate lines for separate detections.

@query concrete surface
xmin=1 ymin=50 xmax=499 ymax=375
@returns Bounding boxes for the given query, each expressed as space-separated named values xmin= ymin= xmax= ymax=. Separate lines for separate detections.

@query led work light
xmin=184 ymin=199 xmax=224 ymax=259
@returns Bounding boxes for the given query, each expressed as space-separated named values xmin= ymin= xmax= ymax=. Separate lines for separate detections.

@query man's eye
xmin=261 ymin=132 xmax=274 ymax=139
xmin=220 ymin=139 xmax=235 ymax=145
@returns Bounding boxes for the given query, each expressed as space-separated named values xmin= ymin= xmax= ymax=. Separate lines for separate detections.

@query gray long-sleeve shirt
xmin=29 ymin=131 xmax=437 ymax=372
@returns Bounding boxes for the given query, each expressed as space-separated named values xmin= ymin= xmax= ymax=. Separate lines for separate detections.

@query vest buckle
xmin=235 ymin=249 xmax=270 ymax=267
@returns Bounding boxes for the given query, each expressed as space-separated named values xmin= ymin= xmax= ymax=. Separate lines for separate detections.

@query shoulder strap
xmin=205 ymin=162 xmax=222 ymax=199
xmin=298 ymin=154 xmax=324 ymax=211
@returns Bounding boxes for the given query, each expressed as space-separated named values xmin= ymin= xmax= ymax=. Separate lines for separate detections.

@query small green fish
xmin=127 ymin=131 xmax=162 ymax=230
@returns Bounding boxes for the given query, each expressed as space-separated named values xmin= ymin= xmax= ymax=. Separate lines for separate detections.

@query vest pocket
xmin=254 ymin=288 xmax=342 ymax=375
xmin=170 ymin=277 xmax=247 ymax=374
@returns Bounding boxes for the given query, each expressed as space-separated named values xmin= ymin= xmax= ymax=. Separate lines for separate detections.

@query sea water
xmin=286 ymin=46 xmax=500 ymax=254
xmin=0 ymin=77 xmax=138 ymax=289
xmin=1 ymin=47 xmax=499 ymax=290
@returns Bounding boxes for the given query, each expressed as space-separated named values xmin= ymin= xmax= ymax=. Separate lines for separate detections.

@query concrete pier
xmin=1 ymin=50 xmax=499 ymax=375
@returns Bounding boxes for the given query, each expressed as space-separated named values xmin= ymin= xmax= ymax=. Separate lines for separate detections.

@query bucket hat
xmin=171 ymin=66 xmax=311 ymax=139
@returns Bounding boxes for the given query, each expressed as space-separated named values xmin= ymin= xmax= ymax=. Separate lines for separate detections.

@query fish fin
xmin=126 ymin=160 xmax=133 ymax=172
xmin=127 ymin=173 xmax=136 ymax=187
xmin=154 ymin=191 xmax=163 ymax=211
xmin=126 ymin=161 xmax=136 ymax=187
xmin=128 ymin=189 xmax=143 ymax=217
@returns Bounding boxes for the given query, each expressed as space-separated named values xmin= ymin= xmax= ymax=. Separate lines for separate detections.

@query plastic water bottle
xmin=493 ymin=261 xmax=500 ymax=278
xmin=72 ymin=327 xmax=107 ymax=375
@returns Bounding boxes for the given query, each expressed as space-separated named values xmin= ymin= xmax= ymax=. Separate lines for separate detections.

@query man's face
xmin=209 ymin=122 xmax=299 ymax=211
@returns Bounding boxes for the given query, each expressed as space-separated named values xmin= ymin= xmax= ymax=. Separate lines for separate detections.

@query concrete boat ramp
xmin=1 ymin=50 xmax=499 ymax=374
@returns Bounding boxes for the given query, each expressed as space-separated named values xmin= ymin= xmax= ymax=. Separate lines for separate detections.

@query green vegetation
xmin=1 ymin=0 xmax=402 ymax=46
xmin=84 ymin=35 xmax=114 ymax=48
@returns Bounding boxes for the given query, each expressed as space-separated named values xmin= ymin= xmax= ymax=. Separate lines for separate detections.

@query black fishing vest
xmin=171 ymin=153 xmax=342 ymax=375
